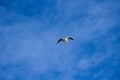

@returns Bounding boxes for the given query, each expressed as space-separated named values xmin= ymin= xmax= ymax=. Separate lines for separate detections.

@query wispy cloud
xmin=0 ymin=0 xmax=120 ymax=80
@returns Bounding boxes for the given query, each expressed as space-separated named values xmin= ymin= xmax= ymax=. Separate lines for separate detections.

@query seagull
xmin=56 ymin=36 xmax=74 ymax=45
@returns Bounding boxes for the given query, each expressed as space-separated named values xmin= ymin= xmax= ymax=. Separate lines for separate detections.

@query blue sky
xmin=0 ymin=0 xmax=120 ymax=80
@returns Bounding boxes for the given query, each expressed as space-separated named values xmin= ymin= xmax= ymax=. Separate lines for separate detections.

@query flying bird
xmin=56 ymin=36 xmax=74 ymax=45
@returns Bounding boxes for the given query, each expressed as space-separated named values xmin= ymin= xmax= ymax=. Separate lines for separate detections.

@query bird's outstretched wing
xmin=56 ymin=38 xmax=64 ymax=44
xmin=68 ymin=36 xmax=74 ymax=40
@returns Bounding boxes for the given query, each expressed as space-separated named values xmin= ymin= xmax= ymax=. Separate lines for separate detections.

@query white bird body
xmin=65 ymin=37 xmax=68 ymax=42
xmin=56 ymin=36 xmax=74 ymax=45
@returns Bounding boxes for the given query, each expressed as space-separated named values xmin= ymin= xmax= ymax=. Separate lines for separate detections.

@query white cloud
xmin=0 ymin=0 xmax=119 ymax=80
